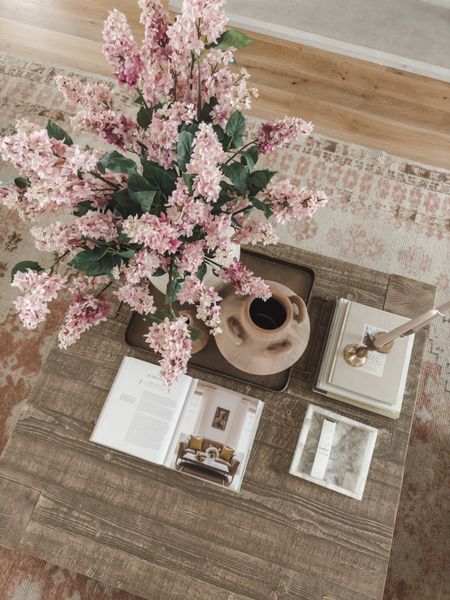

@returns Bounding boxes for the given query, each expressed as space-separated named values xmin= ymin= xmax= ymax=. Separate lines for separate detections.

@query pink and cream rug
xmin=0 ymin=52 xmax=449 ymax=600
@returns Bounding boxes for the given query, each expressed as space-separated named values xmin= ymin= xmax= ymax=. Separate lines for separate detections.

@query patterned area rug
xmin=0 ymin=53 xmax=449 ymax=600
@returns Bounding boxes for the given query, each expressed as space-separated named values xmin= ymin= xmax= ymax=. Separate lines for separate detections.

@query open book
xmin=91 ymin=356 xmax=264 ymax=492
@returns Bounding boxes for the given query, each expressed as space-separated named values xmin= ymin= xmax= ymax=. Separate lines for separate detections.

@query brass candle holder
xmin=343 ymin=333 xmax=394 ymax=367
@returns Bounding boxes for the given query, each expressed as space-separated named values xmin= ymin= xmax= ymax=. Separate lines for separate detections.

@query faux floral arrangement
xmin=205 ymin=446 xmax=219 ymax=462
xmin=0 ymin=0 xmax=326 ymax=385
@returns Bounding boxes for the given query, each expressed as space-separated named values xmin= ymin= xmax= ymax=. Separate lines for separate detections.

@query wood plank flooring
xmin=0 ymin=0 xmax=449 ymax=168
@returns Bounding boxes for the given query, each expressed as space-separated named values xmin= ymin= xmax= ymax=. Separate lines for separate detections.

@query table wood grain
xmin=0 ymin=244 xmax=436 ymax=600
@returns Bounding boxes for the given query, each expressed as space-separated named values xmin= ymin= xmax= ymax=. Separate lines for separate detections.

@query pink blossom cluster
xmin=144 ymin=316 xmax=192 ymax=385
xmin=258 ymin=117 xmax=314 ymax=154
xmin=12 ymin=270 xmax=66 ymax=329
xmin=232 ymin=214 xmax=278 ymax=246
xmin=122 ymin=214 xmax=181 ymax=254
xmin=141 ymin=103 xmax=195 ymax=168
xmin=103 ymin=9 xmax=143 ymax=86
xmin=262 ymin=179 xmax=328 ymax=223
xmin=220 ymin=260 xmax=271 ymax=301
xmin=58 ymin=293 xmax=112 ymax=349
xmin=0 ymin=121 xmax=119 ymax=218
xmin=186 ymin=123 xmax=225 ymax=202
xmin=178 ymin=275 xmax=222 ymax=334
xmin=116 ymin=282 xmax=156 ymax=315
xmin=166 ymin=181 xmax=207 ymax=237
xmin=56 ymin=76 xmax=139 ymax=151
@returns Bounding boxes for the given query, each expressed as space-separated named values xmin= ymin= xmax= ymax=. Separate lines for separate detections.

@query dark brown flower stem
xmin=224 ymin=139 xmax=258 ymax=165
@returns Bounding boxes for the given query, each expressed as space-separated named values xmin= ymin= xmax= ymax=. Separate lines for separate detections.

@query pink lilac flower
xmin=58 ymin=293 xmax=112 ymax=349
xmin=120 ymin=249 xmax=162 ymax=285
xmin=139 ymin=0 xmax=171 ymax=57
xmin=56 ymin=75 xmax=139 ymax=150
xmin=77 ymin=210 xmax=118 ymax=242
xmin=115 ymin=282 xmax=156 ymax=315
xmin=258 ymin=117 xmax=314 ymax=154
xmin=186 ymin=123 xmax=225 ymax=202
xmin=144 ymin=316 xmax=192 ymax=386
xmin=12 ymin=270 xmax=66 ymax=329
xmin=103 ymin=9 xmax=143 ymax=87
xmin=262 ymin=179 xmax=327 ymax=223
xmin=122 ymin=214 xmax=182 ymax=254
xmin=175 ymin=241 xmax=205 ymax=274
xmin=203 ymin=213 xmax=232 ymax=250
xmin=30 ymin=222 xmax=80 ymax=253
xmin=232 ymin=214 xmax=278 ymax=246
xmin=178 ymin=275 xmax=222 ymax=334
xmin=220 ymin=260 xmax=271 ymax=300
xmin=68 ymin=275 xmax=111 ymax=294
xmin=166 ymin=180 xmax=207 ymax=236
xmin=0 ymin=120 xmax=113 ymax=217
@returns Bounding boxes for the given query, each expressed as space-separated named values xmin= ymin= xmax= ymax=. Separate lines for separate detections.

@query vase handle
xmin=263 ymin=339 xmax=293 ymax=358
xmin=226 ymin=317 xmax=245 ymax=346
xmin=289 ymin=295 xmax=307 ymax=324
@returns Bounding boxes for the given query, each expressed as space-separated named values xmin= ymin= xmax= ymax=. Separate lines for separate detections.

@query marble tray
xmin=289 ymin=404 xmax=378 ymax=500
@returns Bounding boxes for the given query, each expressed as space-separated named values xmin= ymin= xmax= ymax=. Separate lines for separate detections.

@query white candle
xmin=373 ymin=298 xmax=450 ymax=349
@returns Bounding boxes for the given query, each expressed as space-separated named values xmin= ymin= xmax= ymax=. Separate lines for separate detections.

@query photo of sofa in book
xmin=91 ymin=357 xmax=264 ymax=493
xmin=176 ymin=435 xmax=241 ymax=486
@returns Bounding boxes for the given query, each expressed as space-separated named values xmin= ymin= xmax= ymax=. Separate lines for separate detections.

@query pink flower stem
xmin=231 ymin=204 xmax=252 ymax=217
xmin=90 ymin=171 xmax=120 ymax=190
xmin=96 ymin=280 xmax=114 ymax=297
xmin=50 ymin=250 xmax=70 ymax=274
xmin=224 ymin=139 xmax=258 ymax=165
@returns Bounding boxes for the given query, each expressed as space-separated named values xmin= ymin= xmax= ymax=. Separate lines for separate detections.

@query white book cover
xmin=316 ymin=299 xmax=415 ymax=418
xmin=91 ymin=356 xmax=264 ymax=492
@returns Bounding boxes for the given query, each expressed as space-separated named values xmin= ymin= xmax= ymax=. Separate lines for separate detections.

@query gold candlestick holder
xmin=343 ymin=333 xmax=394 ymax=367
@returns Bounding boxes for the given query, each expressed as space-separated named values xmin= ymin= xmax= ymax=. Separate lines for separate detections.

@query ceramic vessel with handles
xmin=215 ymin=280 xmax=310 ymax=375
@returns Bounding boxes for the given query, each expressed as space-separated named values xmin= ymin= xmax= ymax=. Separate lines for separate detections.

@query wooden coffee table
xmin=0 ymin=244 xmax=435 ymax=600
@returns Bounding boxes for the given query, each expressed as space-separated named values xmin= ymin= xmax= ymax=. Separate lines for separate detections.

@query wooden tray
xmin=125 ymin=249 xmax=315 ymax=392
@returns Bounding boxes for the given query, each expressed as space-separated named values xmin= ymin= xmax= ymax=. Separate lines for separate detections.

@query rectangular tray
xmin=125 ymin=249 xmax=315 ymax=392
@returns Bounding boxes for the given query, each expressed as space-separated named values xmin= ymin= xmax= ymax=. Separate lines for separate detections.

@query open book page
xmin=164 ymin=383 xmax=264 ymax=492
xmin=90 ymin=356 xmax=195 ymax=465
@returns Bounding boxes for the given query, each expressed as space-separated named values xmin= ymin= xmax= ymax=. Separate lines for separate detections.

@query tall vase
xmin=214 ymin=280 xmax=310 ymax=375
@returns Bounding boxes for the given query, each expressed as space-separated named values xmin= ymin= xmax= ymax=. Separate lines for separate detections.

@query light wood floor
xmin=0 ymin=0 xmax=449 ymax=168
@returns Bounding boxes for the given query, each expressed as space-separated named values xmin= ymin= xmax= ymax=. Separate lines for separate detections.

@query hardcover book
xmin=91 ymin=356 xmax=264 ymax=492
xmin=315 ymin=299 xmax=415 ymax=418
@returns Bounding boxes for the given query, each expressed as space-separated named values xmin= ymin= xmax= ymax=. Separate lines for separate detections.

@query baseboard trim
xmin=169 ymin=1 xmax=450 ymax=83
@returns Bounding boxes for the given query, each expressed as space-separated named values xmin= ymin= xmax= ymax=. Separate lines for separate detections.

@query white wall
xmin=195 ymin=389 xmax=255 ymax=448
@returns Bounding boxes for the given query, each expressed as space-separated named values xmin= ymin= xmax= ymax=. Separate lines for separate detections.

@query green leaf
xmin=250 ymin=196 xmax=273 ymax=219
xmin=142 ymin=161 xmax=177 ymax=199
xmin=152 ymin=267 xmax=166 ymax=277
xmin=248 ymin=169 xmax=276 ymax=194
xmin=137 ymin=106 xmax=151 ymax=129
xmin=98 ymin=151 xmax=137 ymax=174
xmin=241 ymin=146 xmax=259 ymax=170
xmin=176 ymin=130 xmax=194 ymax=172
xmin=46 ymin=119 xmax=73 ymax=146
xmin=14 ymin=177 xmax=28 ymax=189
xmin=196 ymin=263 xmax=207 ymax=281
xmin=11 ymin=260 xmax=43 ymax=282
xmin=117 ymin=249 xmax=136 ymax=258
xmin=73 ymin=200 xmax=94 ymax=217
xmin=199 ymin=97 xmax=218 ymax=122
xmin=68 ymin=246 xmax=121 ymax=277
xmin=130 ymin=189 xmax=156 ymax=212
xmin=127 ymin=173 xmax=156 ymax=212
xmin=111 ymin=189 xmax=142 ymax=218
xmin=217 ymin=29 xmax=253 ymax=51
xmin=182 ymin=172 xmax=195 ymax=193
xmin=226 ymin=111 xmax=245 ymax=147
xmin=222 ymin=162 xmax=248 ymax=193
